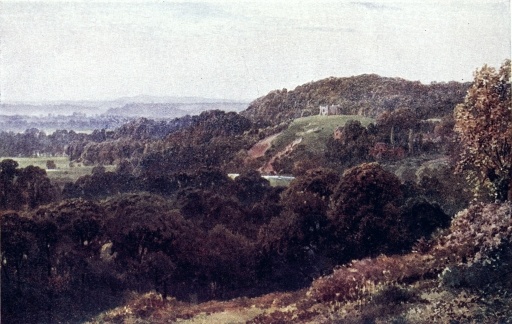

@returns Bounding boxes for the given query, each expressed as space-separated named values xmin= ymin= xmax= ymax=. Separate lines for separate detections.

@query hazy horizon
xmin=1 ymin=0 xmax=510 ymax=103
xmin=0 ymin=94 xmax=251 ymax=105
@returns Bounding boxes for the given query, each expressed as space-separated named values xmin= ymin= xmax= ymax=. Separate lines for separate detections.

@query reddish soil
xmin=247 ymin=133 xmax=280 ymax=159
xmin=245 ymin=133 xmax=303 ymax=174
xmin=260 ymin=137 xmax=302 ymax=174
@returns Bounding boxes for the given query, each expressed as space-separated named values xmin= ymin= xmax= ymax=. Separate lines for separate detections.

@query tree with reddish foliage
xmin=454 ymin=60 xmax=511 ymax=201
xmin=376 ymin=108 xmax=419 ymax=150
xmin=326 ymin=120 xmax=373 ymax=168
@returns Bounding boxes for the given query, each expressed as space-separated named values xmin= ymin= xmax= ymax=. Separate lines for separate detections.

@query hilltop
xmin=241 ymin=74 xmax=469 ymax=125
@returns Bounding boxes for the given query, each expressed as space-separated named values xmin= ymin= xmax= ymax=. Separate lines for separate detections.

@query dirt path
xmin=247 ymin=133 xmax=280 ymax=159
xmin=245 ymin=133 xmax=303 ymax=174
xmin=260 ymin=137 xmax=302 ymax=174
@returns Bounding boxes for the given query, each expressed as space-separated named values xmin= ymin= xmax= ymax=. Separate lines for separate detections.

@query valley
xmin=1 ymin=67 xmax=511 ymax=323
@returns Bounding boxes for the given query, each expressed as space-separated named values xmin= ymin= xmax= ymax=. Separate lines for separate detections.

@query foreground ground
xmin=86 ymin=273 xmax=512 ymax=323
xmin=85 ymin=202 xmax=512 ymax=323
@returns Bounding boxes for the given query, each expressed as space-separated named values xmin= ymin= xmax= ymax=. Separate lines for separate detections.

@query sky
xmin=0 ymin=0 xmax=510 ymax=103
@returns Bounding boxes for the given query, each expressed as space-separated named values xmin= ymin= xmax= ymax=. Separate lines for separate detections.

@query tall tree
xmin=454 ymin=60 xmax=511 ymax=201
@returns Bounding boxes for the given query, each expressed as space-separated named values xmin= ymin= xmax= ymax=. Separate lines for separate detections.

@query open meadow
xmin=0 ymin=156 xmax=115 ymax=187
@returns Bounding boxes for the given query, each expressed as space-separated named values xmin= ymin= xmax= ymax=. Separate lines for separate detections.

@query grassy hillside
xmin=270 ymin=115 xmax=374 ymax=157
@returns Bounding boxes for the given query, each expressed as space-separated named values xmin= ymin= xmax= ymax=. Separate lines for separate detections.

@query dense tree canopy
xmin=1 ymin=71 xmax=484 ymax=322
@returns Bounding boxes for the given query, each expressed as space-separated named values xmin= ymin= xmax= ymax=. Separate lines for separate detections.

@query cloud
xmin=351 ymin=1 xmax=399 ymax=10
xmin=297 ymin=26 xmax=357 ymax=33
xmin=158 ymin=2 xmax=233 ymax=20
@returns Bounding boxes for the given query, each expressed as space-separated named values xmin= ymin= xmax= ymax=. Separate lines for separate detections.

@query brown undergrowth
xmin=88 ymin=202 xmax=512 ymax=323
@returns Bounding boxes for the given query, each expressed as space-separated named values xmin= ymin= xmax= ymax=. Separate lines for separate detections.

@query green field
xmin=271 ymin=115 xmax=375 ymax=155
xmin=3 ymin=156 xmax=71 ymax=169
xmin=0 ymin=156 xmax=115 ymax=186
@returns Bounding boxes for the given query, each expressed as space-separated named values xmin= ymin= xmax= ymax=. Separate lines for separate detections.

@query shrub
xmin=46 ymin=160 xmax=57 ymax=169
xmin=400 ymin=197 xmax=450 ymax=245
xmin=309 ymin=253 xmax=439 ymax=304
xmin=431 ymin=202 xmax=512 ymax=265
xmin=432 ymin=202 xmax=512 ymax=291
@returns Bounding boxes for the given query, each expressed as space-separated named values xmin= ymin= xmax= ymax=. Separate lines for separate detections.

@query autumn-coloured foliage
xmin=431 ymin=202 xmax=512 ymax=267
xmin=325 ymin=120 xmax=374 ymax=168
xmin=3 ymin=69 xmax=506 ymax=322
xmin=376 ymin=108 xmax=420 ymax=147
xmin=311 ymin=201 xmax=512 ymax=303
xmin=454 ymin=60 xmax=512 ymax=201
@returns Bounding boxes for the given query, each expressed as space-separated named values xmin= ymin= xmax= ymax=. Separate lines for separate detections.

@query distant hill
xmin=0 ymin=97 xmax=248 ymax=133
xmin=104 ymin=102 xmax=248 ymax=118
xmin=104 ymin=103 xmax=189 ymax=118
xmin=1 ymin=97 xmax=249 ymax=117
xmin=241 ymin=74 xmax=470 ymax=125
xmin=111 ymin=95 xmax=246 ymax=105
xmin=0 ymin=103 xmax=100 ymax=116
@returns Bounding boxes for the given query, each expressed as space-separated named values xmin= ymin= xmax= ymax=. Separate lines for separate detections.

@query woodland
xmin=1 ymin=61 xmax=511 ymax=323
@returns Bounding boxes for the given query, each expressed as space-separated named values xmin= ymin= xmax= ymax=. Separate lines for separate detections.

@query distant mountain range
xmin=0 ymin=96 xmax=249 ymax=118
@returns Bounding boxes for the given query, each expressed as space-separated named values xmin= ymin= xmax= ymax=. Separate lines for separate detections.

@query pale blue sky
xmin=1 ymin=0 xmax=510 ymax=102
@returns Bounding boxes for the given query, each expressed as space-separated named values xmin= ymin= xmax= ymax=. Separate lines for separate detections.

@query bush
xmin=431 ymin=202 xmax=512 ymax=264
xmin=46 ymin=160 xmax=57 ymax=169
xmin=400 ymin=197 xmax=450 ymax=245
xmin=432 ymin=202 xmax=512 ymax=291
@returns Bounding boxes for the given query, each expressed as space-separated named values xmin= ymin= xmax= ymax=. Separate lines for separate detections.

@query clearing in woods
xmin=271 ymin=115 xmax=375 ymax=156
xmin=0 ymin=156 xmax=115 ymax=186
